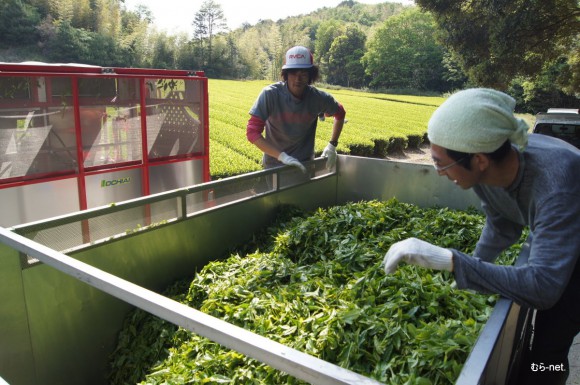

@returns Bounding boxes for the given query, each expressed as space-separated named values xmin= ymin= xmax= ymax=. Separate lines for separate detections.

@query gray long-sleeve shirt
xmin=453 ymin=134 xmax=580 ymax=310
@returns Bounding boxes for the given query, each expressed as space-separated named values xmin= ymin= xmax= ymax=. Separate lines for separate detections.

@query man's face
xmin=430 ymin=144 xmax=479 ymax=190
xmin=286 ymin=69 xmax=309 ymax=98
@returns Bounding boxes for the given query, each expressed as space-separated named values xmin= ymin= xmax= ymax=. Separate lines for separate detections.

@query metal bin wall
xmin=0 ymin=156 xmax=523 ymax=385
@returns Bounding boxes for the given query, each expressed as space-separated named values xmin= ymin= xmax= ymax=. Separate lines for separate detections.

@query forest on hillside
xmin=1 ymin=0 xmax=579 ymax=112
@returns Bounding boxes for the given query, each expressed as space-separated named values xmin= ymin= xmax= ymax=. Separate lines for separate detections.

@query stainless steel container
xmin=0 ymin=156 xmax=525 ymax=385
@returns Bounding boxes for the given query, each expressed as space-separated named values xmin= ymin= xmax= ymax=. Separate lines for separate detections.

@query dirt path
xmin=385 ymin=143 xmax=432 ymax=165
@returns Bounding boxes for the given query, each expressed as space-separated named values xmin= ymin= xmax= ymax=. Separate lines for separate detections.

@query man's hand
xmin=383 ymin=238 xmax=453 ymax=274
xmin=321 ymin=143 xmax=337 ymax=170
xmin=278 ymin=152 xmax=307 ymax=173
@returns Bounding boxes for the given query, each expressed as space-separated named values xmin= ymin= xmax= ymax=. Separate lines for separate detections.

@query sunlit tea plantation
xmin=208 ymin=79 xmax=446 ymax=179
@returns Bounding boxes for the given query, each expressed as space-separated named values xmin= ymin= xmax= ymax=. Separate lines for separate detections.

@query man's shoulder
xmin=524 ymin=134 xmax=580 ymax=191
xmin=527 ymin=134 xmax=580 ymax=161
xmin=255 ymin=82 xmax=288 ymax=103
xmin=262 ymin=82 xmax=286 ymax=93
xmin=307 ymin=85 xmax=332 ymax=98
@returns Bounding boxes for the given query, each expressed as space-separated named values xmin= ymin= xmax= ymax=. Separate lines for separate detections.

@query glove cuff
xmin=427 ymin=247 xmax=453 ymax=271
xmin=325 ymin=143 xmax=337 ymax=151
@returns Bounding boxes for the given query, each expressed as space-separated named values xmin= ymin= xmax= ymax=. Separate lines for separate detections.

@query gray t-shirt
xmin=453 ymin=134 xmax=580 ymax=309
xmin=249 ymin=82 xmax=341 ymax=168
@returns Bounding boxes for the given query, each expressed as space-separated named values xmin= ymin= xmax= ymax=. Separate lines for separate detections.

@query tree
xmin=235 ymin=27 xmax=271 ymax=79
xmin=43 ymin=21 xmax=90 ymax=62
xmin=314 ymin=20 xmax=344 ymax=76
xmin=261 ymin=23 xmax=283 ymax=81
xmin=509 ymin=56 xmax=580 ymax=113
xmin=42 ymin=20 xmax=123 ymax=65
xmin=150 ymin=32 xmax=177 ymax=69
xmin=416 ymin=0 xmax=580 ymax=92
xmin=93 ymin=0 xmax=122 ymax=38
xmin=225 ymin=34 xmax=238 ymax=76
xmin=278 ymin=18 xmax=314 ymax=55
xmin=70 ymin=0 xmax=92 ymax=30
xmin=46 ymin=0 xmax=74 ymax=23
xmin=363 ymin=8 xmax=450 ymax=91
xmin=0 ymin=0 xmax=41 ymax=47
xmin=326 ymin=25 xmax=366 ymax=88
xmin=192 ymin=0 xmax=228 ymax=68
xmin=118 ymin=5 xmax=153 ymax=67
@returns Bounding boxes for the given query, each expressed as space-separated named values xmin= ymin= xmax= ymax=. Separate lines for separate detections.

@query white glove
xmin=278 ymin=152 xmax=307 ymax=173
xmin=321 ymin=143 xmax=337 ymax=170
xmin=383 ymin=237 xmax=453 ymax=274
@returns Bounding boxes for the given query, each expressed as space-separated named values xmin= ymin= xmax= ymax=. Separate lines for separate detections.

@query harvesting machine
xmin=0 ymin=62 xmax=210 ymax=227
xmin=1 ymin=64 xmax=531 ymax=385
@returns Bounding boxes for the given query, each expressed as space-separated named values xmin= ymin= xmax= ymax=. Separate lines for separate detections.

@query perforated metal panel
xmin=0 ymin=107 xmax=77 ymax=180
xmin=147 ymin=80 xmax=203 ymax=159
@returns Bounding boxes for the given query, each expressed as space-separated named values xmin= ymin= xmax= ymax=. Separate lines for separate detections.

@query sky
xmin=123 ymin=0 xmax=414 ymax=34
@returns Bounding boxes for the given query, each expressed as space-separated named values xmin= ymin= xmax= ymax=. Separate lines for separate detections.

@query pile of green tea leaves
xmin=108 ymin=199 xmax=524 ymax=385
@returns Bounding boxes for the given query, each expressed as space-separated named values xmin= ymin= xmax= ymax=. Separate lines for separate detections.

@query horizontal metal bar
xmin=11 ymin=158 xmax=334 ymax=234
xmin=0 ymin=226 xmax=382 ymax=385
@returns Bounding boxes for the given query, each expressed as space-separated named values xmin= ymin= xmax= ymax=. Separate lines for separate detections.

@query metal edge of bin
xmin=456 ymin=238 xmax=532 ymax=384
xmin=456 ymin=299 xmax=519 ymax=385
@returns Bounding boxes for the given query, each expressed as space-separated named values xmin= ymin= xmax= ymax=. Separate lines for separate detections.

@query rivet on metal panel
xmin=20 ymin=252 xmax=40 ymax=270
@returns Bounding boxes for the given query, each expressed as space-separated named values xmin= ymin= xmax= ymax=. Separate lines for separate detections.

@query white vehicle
xmin=533 ymin=108 xmax=580 ymax=148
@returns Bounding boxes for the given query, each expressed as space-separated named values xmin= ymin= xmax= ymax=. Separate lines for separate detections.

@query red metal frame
xmin=0 ymin=62 xmax=205 ymax=77
xmin=0 ymin=63 xmax=209 ymax=202
xmin=201 ymin=76 xmax=211 ymax=182
xmin=71 ymin=77 xmax=88 ymax=211
xmin=139 ymin=77 xmax=150 ymax=198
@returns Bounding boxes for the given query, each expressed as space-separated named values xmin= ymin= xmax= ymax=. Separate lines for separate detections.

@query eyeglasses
xmin=433 ymin=156 xmax=468 ymax=172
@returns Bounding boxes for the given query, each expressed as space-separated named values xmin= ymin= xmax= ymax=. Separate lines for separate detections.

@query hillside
xmin=0 ymin=1 xmax=407 ymax=65
xmin=2 ymin=0 xmax=574 ymax=112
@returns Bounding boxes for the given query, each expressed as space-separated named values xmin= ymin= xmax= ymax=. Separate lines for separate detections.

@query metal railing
xmin=12 ymin=158 xmax=335 ymax=259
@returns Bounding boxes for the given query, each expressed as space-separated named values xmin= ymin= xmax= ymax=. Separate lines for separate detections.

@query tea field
xmin=208 ymin=79 xmax=446 ymax=179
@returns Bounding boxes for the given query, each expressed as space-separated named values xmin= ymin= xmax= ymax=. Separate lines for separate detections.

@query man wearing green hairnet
xmin=383 ymin=88 xmax=580 ymax=385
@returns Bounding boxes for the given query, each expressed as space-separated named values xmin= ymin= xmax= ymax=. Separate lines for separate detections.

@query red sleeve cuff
xmin=333 ymin=103 xmax=346 ymax=120
xmin=246 ymin=115 xmax=265 ymax=142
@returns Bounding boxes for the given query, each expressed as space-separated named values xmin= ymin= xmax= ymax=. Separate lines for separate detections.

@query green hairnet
xmin=427 ymin=88 xmax=528 ymax=153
